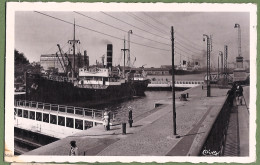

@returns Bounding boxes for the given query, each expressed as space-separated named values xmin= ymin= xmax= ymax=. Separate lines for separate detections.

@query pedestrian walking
xmin=226 ymin=83 xmax=236 ymax=107
xmin=69 ymin=141 xmax=78 ymax=156
xmin=128 ymin=106 xmax=133 ymax=120
xmin=235 ymin=84 xmax=244 ymax=105
xmin=107 ymin=111 xmax=111 ymax=130
xmin=128 ymin=106 xmax=133 ymax=127
xmin=102 ymin=110 xmax=109 ymax=131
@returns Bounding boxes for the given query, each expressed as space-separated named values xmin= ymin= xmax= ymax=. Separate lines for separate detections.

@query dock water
xmin=24 ymin=85 xmax=249 ymax=156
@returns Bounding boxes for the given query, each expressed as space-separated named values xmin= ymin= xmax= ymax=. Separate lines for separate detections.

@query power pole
xmin=218 ymin=55 xmax=219 ymax=79
xmin=224 ymin=45 xmax=228 ymax=84
xmin=171 ymin=26 xmax=177 ymax=136
xmin=203 ymin=34 xmax=211 ymax=97
xmin=121 ymin=38 xmax=129 ymax=78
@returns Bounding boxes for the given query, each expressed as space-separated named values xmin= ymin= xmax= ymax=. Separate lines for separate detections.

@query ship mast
xmin=73 ymin=19 xmax=76 ymax=80
xmin=121 ymin=38 xmax=129 ymax=78
xmin=68 ymin=19 xmax=80 ymax=80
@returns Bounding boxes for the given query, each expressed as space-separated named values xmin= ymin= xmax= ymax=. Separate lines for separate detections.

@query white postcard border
xmin=5 ymin=2 xmax=257 ymax=163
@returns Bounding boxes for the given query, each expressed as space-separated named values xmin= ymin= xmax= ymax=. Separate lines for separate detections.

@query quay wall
xmin=188 ymin=88 xmax=234 ymax=156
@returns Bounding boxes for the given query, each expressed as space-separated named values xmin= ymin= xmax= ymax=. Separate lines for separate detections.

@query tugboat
xmin=129 ymin=68 xmax=150 ymax=96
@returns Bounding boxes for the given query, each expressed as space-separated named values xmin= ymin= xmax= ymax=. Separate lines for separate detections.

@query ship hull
xmin=25 ymin=74 xmax=134 ymax=107
xmin=174 ymin=70 xmax=204 ymax=75
xmin=131 ymin=79 xmax=149 ymax=96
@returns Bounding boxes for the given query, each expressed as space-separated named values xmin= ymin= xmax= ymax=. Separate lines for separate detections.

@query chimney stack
xmin=84 ymin=50 xmax=89 ymax=69
xmin=107 ymin=44 xmax=113 ymax=69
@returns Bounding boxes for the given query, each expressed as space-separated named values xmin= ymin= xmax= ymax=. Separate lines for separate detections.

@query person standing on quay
xmin=128 ymin=106 xmax=133 ymax=127
xmin=103 ymin=110 xmax=109 ymax=131
xmin=69 ymin=141 xmax=78 ymax=156
xmin=236 ymin=84 xmax=244 ymax=105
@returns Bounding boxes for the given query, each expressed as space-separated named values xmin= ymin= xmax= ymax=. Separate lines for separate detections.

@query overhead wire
xmin=142 ymin=13 xmax=205 ymax=51
xmin=36 ymin=11 xmax=206 ymax=62
xmin=126 ymin=12 xmax=204 ymax=58
xmin=75 ymin=11 xmax=204 ymax=59
xmin=175 ymin=32 xmax=205 ymax=50
xmin=126 ymin=12 xmax=169 ymax=36
xmin=34 ymin=11 xmax=171 ymax=52
xmin=142 ymin=12 xmax=169 ymax=30
xmin=74 ymin=11 xmax=171 ymax=47
xmin=142 ymin=12 xmax=205 ymax=54
xmin=101 ymin=12 xmax=170 ymax=41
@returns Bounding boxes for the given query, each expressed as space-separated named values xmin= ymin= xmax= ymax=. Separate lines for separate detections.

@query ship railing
xmin=14 ymin=100 xmax=110 ymax=120
xmin=150 ymin=80 xmax=204 ymax=85
xmin=43 ymin=75 xmax=69 ymax=82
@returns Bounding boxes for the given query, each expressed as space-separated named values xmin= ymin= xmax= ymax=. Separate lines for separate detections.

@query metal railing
xmin=14 ymin=100 xmax=111 ymax=119
xmin=199 ymin=89 xmax=235 ymax=156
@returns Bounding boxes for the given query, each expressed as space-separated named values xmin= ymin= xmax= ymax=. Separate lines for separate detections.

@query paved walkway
xmin=26 ymin=86 xmax=229 ymax=156
xmin=238 ymin=86 xmax=249 ymax=156
xmin=223 ymin=85 xmax=249 ymax=156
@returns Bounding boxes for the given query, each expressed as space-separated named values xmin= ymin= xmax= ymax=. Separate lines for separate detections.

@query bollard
xmin=186 ymin=93 xmax=189 ymax=98
xmin=122 ymin=123 xmax=126 ymax=134
xmin=129 ymin=119 xmax=133 ymax=127
xmin=180 ymin=94 xmax=187 ymax=101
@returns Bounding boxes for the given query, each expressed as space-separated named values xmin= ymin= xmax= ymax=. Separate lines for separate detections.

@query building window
xmin=29 ymin=111 xmax=35 ymax=120
xmin=50 ymin=115 xmax=57 ymax=124
xmin=43 ymin=113 xmax=49 ymax=123
xmin=58 ymin=116 xmax=65 ymax=126
xmin=36 ymin=112 xmax=42 ymax=121
xmin=84 ymin=121 xmax=93 ymax=130
xmin=66 ymin=117 xmax=74 ymax=128
xmin=23 ymin=110 xmax=28 ymax=118
xmin=75 ymin=119 xmax=83 ymax=130
xmin=18 ymin=109 xmax=23 ymax=117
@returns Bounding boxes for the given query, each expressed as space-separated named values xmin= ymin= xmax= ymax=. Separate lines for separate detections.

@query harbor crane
xmin=56 ymin=44 xmax=73 ymax=76
xmin=141 ymin=64 xmax=147 ymax=68
xmin=233 ymin=23 xmax=247 ymax=83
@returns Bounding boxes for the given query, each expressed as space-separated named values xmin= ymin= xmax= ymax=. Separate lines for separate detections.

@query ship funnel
xmin=84 ymin=50 xmax=89 ymax=69
xmin=107 ymin=44 xmax=113 ymax=69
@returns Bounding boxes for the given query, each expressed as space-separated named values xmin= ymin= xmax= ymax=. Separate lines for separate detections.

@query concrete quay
xmin=25 ymin=85 xmax=248 ymax=156
xmin=223 ymin=86 xmax=249 ymax=156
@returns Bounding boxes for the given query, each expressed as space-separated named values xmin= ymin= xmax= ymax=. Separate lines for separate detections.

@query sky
xmin=15 ymin=11 xmax=250 ymax=68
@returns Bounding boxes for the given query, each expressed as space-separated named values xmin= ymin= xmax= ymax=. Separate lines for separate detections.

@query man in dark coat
xmin=236 ymin=84 xmax=244 ymax=105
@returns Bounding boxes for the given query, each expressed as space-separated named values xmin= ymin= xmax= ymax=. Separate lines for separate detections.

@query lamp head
xmin=203 ymin=34 xmax=208 ymax=41
xmin=234 ymin=23 xmax=240 ymax=28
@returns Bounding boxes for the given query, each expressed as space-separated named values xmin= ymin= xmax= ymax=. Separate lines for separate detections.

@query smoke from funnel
xmin=101 ymin=39 xmax=112 ymax=45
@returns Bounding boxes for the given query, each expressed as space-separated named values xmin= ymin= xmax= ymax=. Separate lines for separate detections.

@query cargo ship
xmin=26 ymin=44 xmax=137 ymax=107
xmin=24 ymin=21 xmax=151 ymax=106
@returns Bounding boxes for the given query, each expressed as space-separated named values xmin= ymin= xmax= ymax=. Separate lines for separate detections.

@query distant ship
xmin=174 ymin=63 xmax=203 ymax=75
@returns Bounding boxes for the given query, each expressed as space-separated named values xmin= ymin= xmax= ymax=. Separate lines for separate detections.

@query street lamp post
xmin=203 ymin=34 xmax=211 ymax=97
xmin=127 ymin=30 xmax=133 ymax=67
xmin=219 ymin=51 xmax=223 ymax=73
xmin=234 ymin=23 xmax=243 ymax=69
